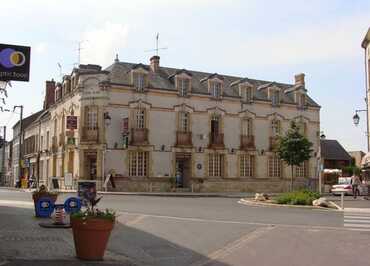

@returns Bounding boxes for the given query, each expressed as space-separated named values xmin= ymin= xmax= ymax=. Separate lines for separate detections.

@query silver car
xmin=331 ymin=177 xmax=368 ymax=196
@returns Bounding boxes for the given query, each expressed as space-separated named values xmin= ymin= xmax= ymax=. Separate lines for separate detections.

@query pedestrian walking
xmin=351 ymin=174 xmax=361 ymax=199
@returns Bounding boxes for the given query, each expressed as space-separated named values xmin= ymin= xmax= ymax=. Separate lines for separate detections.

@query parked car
xmin=331 ymin=177 xmax=368 ymax=196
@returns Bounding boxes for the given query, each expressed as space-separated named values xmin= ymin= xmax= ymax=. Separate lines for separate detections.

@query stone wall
xmin=107 ymin=178 xmax=315 ymax=193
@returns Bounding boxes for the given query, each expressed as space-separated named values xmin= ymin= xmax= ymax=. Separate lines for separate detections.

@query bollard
xmin=341 ymin=191 xmax=344 ymax=210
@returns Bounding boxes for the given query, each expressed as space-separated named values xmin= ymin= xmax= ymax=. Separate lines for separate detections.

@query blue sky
xmin=1 ymin=0 xmax=370 ymax=151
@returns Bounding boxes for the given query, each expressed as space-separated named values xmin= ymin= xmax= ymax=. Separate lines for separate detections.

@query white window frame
xmin=268 ymin=156 xmax=281 ymax=177
xmin=295 ymin=161 xmax=307 ymax=177
xmin=178 ymin=78 xmax=189 ymax=97
xmin=86 ymin=107 xmax=98 ymax=130
xmin=209 ymin=153 xmax=224 ymax=177
xmin=133 ymin=72 xmax=145 ymax=91
xmin=179 ymin=111 xmax=189 ymax=132
xmin=242 ymin=118 xmax=253 ymax=136
xmin=135 ymin=109 xmax=145 ymax=129
xmin=211 ymin=82 xmax=222 ymax=98
xmin=240 ymin=154 xmax=254 ymax=177
xmin=129 ymin=151 xmax=148 ymax=177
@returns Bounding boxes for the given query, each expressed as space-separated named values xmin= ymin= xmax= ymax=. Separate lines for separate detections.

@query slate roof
xmin=105 ymin=61 xmax=320 ymax=108
xmin=320 ymin=139 xmax=352 ymax=161
xmin=12 ymin=110 xmax=44 ymax=130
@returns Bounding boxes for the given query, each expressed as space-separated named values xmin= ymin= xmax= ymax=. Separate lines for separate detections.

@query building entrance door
xmin=175 ymin=153 xmax=191 ymax=188
xmin=84 ymin=153 xmax=97 ymax=180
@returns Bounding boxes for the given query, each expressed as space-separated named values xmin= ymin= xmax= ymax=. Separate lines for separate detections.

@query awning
xmin=323 ymin=169 xmax=342 ymax=174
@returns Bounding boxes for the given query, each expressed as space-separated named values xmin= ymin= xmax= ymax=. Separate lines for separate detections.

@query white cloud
xmin=228 ymin=15 xmax=370 ymax=66
xmin=81 ymin=22 xmax=129 ymax=67
xmin=35 ymin=43 xmax=47 ymax=54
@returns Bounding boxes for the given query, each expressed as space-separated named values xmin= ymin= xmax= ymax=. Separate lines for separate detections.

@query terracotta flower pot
xmin=32 ymin=192 xmax=58 ymax=217
xmin=70 ymin=216 xmax=114 ymax=260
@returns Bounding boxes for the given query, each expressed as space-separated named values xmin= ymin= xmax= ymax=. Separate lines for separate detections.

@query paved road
xmin=1 ymin=188 xmax=370 ymax=266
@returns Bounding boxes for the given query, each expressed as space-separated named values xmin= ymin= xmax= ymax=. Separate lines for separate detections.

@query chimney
xmin=150 ymin=55 xmax=160 ymax=72
xmin=43 ymin=79 xmax=56 ymax=109
xmin=294 ymin=73 xmax=305 ymax=86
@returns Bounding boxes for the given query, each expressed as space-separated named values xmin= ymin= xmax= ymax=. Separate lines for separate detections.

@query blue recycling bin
xmin=35 ymin=197 xmax=55 ymax=218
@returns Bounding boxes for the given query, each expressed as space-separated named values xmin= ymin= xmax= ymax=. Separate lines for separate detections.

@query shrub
xmin=275 ymin=190 xmax=320 ymax=206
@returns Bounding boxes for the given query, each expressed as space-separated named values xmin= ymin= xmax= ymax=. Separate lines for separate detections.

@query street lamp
xmin=352 ymin=109 xmax=369 ymax=151
xmin=353 ymin=113 xmax=360 ymax=126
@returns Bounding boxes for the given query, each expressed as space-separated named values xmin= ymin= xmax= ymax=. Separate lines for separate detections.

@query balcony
xmin=130 ymin=128 xmax=149 ymax=145
xmin=81 ymin=127 xmax=99 ymax=142
xmin=176 ymin=131 xmax=192 ymax=147
xmin=269 ymin=136 xmax=279 ymax=151
xmin=59 ymin=133 xmax=65 ymax=146
xmin=209 ymin=133 xmax=224 ymax=149
xmin=240 ymin=135 xmax=255 ymax=150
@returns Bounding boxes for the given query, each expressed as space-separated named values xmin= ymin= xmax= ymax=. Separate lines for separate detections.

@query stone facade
xmin=362 ymin=27 xmax=370 ymax=152
xmin=17 ymin=56 xmax=320 ymax=192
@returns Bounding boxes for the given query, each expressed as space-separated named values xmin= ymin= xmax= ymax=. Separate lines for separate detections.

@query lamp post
xmin=102 ymin=111 xmax=111 ymax=191
xmin=352 ymin=109 xmax=369 ymax=151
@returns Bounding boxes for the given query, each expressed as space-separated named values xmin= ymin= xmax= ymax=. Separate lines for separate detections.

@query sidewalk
xmin=1 ymin=186 xmax=254 ymax=198
xmin=0 ymin=203 xmax=135 ymax=266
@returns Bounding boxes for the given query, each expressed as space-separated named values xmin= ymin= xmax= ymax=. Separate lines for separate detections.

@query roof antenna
xmin=145 ymin=33 xmax=168 ymax=56
xmin=57 ymin=63 xmax=63 ymax=78
xmin=76 ymin=40 xmax=88 ymax=65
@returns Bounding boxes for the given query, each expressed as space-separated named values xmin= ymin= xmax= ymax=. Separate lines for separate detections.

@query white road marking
xmin=344 ymin=219 xmax=370 ymax=224
xmin=344 ymin=215 xmax=370 ymax=219
xmin=344 ymin=223 xmax=370 ymax=228
xmin=344 ymin=210 xmax=370 ymax=231
xmin=0 ymin=200 xmax=33 ymax=208
xmin=118 ymin=211 xmax=348 ymax=232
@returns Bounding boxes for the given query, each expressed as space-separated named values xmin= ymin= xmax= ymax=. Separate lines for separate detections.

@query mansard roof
xmin=105 ymin=61 xmax=320 ymax=108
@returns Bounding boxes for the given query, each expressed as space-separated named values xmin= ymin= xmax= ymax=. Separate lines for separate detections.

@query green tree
xmin=277 ymin=121 xmax=313 ymax=191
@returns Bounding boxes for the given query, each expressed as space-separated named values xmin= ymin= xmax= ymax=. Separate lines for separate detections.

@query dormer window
xmin=55 ymin=85 xmax=62 ymax=102
xmin=240 ymin=86 xmax=253 ymax=103
xmin=177 ymin=78 xmax=190 ymax=97
xmin=211 ymin=81 xmax=222 ymax=98
xmin=133 ymin=72 xmax=146 ymax=91
xmin=271 ymin=91 xmax=280 ymax=106
xmin=298 ymin=94 xmax=305 ymax=108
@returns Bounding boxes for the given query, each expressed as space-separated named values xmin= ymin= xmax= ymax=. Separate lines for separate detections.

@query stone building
xmin=18 ymin=55 xmax=320 ymax=192
xmin=362 ymin=27 xmax=370 ymax=151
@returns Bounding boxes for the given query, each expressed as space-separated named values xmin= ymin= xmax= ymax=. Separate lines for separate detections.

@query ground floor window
xmin=295 ymin=161 xmax=308 ymax=178
xmin=240 ymin=154 xmax=254 ymax=177
xmin=268 ymin=156 xmax=282 ymax=177
xmin=129 ymin=151 xmax=149 ymax=177
xmin=208 ymin=153 xmax=224 ymax=177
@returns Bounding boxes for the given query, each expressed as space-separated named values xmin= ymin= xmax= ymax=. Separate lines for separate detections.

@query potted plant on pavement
xmin=70 ymin=196 xmax=116 ymax=260
xmin=32 ymin=185 xmax=58 ymax=217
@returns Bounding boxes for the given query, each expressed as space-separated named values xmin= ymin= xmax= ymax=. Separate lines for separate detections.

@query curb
xmin=238 ymin=198 xmax=340 ymax=211
xmin=1 ymin=187 xmax=251 ymax=198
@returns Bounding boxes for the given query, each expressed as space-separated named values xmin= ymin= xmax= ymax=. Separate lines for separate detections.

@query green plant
xmin=32 ymin=184 xmax=58 ymax=197
xmin=71 ymin=196 xmax=116 ymax=222
xmin=277 ymin=121 xmax=313 ymax=191
xmin=275 ymin=190 xmax=320 ymax=206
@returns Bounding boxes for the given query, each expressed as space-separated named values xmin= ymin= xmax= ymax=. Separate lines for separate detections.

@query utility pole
xmin=13 ymin=105 xmax=23 ymax=185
